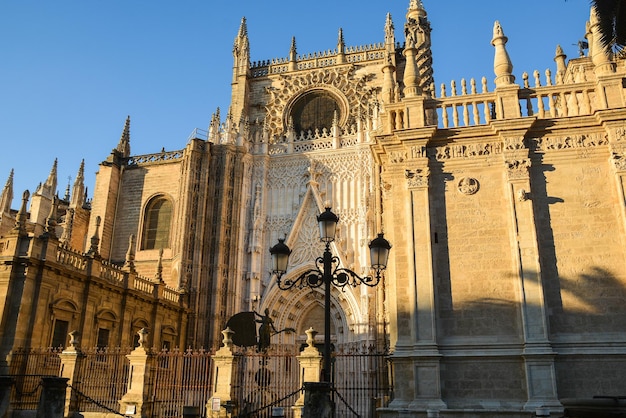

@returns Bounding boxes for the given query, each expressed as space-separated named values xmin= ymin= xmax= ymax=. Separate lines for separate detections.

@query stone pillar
xmin=119 ymin=328 xmax=153 ymax=417
xmin=496 ymin=121 xmax=561 ymax=412
xmin=292 ymin=328 xmax=322 ymax=418
xmin=58 ymin=331 xmax=84 ymax=418
xmin=208 ymin=328 xmax=237 ymax=418
xmin=36 ymin=377 xmax=68 ymax=418
xmin=0 ymin=376 xmax=14 ymax=418
xmin=302 ymin=382 xmax=333 ymax=418
xmin=405 ymin=160 xmax=446 ymax=412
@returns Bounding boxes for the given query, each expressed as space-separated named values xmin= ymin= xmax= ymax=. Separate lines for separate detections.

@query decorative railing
xmin=99 ymin=259 xmax=125 ymax=285
xmin=127 ymin=150 xmax=184 ymax=166
xmin=250 ymin=43 xmax=387 ymax=78
xmin=54 ymin=244 xmax=182 ymax=305
xmin=390 ymin=73 xmax=602 ymax=131
xmin=56 ymin=243 xmax=87 ymax=272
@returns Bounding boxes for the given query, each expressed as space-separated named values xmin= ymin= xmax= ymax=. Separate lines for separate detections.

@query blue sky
xmin=0 ymin=1 xmax=591 ymax=207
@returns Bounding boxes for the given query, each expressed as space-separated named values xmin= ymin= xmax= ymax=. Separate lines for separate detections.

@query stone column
xmin=498 ymin=125 xmax=561 ymax=412
xmin=405 ymin=161 xmax=446 ymax=412
xmin=207 ymin=328 xmax=237 ymax=418
xmin=36 ymin=377 xmax=68 ymax=418
xmin=119 ymin=328 xmax=153 ymax=417
xmin=292 ymin=328 xmax=322 ymax=418
xmin=302 ymin=382 xmax=333 ymax=418
xmin=58 ymin=331 xmax=84 ymax=418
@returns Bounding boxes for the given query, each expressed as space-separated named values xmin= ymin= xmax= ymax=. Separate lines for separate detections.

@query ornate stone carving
xmin=457 ymin=177 xmax=479 ymax=195
xmin=263 ymin=66 xmax=375 ymax=141
xmin=505 ymin=159 xmax=531 ymax=180
xmin=614 ymin=127 xmax=626 ymax=142
xmin=504 ymin=136 xmax=526 ymax=150
xmin=389 ymin=151 xmax=407 ymax=163
xmin=405 ymin=167 xmax=430 ymax=188
xmin=533 ymin=133 xmax=608 ymax=151
xmin=611 ymin=152 xmax=626 ymax=171
xmin=430 ymin=142 xmax=503 ymax=161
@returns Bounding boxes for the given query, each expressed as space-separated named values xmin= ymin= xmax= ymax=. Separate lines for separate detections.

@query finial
xmin=554 ymin=45 xmax=567 ymax=85
xmin=13 ymin=190 xmax=30 ymax=235
xmin=67 ymin=330 xmax=80 ymax=350
xmin=70 ymin=160 xmax=86 ymax=208
xmin=491 ymin=21 xmax=515 ymax=87
xmin=63 ymin=177 xmax=71 ymax=201
xmin=155 ymin=248 xmax=164 ymax=282
xmin=87 ymin=216 xmax=101 ymax=257
xmin=0 ymin=169 xmax=14 ymax=214
xmin=124 ymin=234 xmax=136 ymax=273
xmin=44 ymin=195 xmax=58 ymax=239
xmin=137 ymin=328 xmax=149 ymax=350
xmin=337 ymin=28 xmax=345 ymax=53
xmin=116 ymin=116 xmax=131 ymax=158
xmin=221 ymin=327 xmax=235 ymax=349
xmin=289 ymin=37 xmax=298 ymax=70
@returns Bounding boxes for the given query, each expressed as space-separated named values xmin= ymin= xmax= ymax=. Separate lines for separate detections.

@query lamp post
xmin=269 ymin=207 xmax=391 ymax=386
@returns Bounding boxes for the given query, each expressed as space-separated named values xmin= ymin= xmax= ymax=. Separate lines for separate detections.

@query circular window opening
xmin=291 ymin=91 xmax=340 ymax=134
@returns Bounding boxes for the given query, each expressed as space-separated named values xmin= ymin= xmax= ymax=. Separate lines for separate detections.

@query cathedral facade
xmin=1 ymin=1 xmax=626 ymax=416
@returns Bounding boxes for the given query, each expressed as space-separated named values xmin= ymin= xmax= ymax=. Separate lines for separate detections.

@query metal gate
xmin=231 ymin=343 xmax=392 ymax=418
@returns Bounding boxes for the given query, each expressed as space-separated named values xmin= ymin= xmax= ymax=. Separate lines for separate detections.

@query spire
xmin=116 ymin=116 xmax=131 ymax=158
xmin=124 ymin=234 xmax=136 ymax=273
xmin=337 ymin=28 xmax=346 ymax=64
xmin=403 ymin=0 xmax=433 ymax=97
xmin=43 ymin=195 xmax=58 ymax=239
xmin=385 ymin=13 xmax=396 ymax=55
xmin=63 ymin=178 xmax=71 ymax=202
xmin=289 ymin=36 xmax=298 ymax=71
xmin=233 ymin=17 xmax=250 ymax=78
xmin=13 ymin=190 xmax=29 ymax=235
xmin=86 ymin=216 xmax=101 ymax=257
xmin=37 ymin=159 xmax=58 ymax=199
xmin=491 ymin=21 xmax=515 ymax=87
xmin=0 ymin=169 xmax=14 ymax=214
xmin=155 ymin=248 xmax=164 ymax=282
xmin=70 ymin=160 xmax=86 ymax=208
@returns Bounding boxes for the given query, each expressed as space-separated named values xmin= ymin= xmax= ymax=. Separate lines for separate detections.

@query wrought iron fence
xmin=229 ymin=343 xmax=392 ymax=418
xmin=232 ymin=345 xmax=302 ymax=418
xmin=8 ymin=347 xmax=62 ymax=411
xmin=73 ymin=347 xmax=132 ymax=413
xmin=150 ymin=347 xmax=214 ymax=417
xmin=5 ymin=342 xmax=392 ymax=417
xmin=333 ymin=344 xmax=392 ymax=418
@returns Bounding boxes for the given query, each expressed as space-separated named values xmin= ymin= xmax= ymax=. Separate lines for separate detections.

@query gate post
xmin=208 ymin=328 xmax=237 ymax=418
xmin=37 ymin=377 xmax=69 ymax=418
xmin=292 ymin=328 xmax=322 ymax=418
xmin=119 ymin=328 xmax=154 ymax=417
xmin=58 ymin=330 xmax=84 ymax=418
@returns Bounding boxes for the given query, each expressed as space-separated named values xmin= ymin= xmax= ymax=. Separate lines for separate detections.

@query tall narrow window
xmin=51 ymin=319 xmax=69 ymax=348
xmin=97 ymin=328 xmax=110 ymax=350
xmin=142 ymin=197 xmax=172 ymax=250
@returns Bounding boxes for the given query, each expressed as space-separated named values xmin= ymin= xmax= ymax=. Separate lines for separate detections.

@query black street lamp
xmin=269 ymin=206 xmax=391 ymax=385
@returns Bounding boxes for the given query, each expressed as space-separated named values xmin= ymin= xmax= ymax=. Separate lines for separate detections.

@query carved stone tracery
xmin=263 ymin=66 xmax=375 ymax=141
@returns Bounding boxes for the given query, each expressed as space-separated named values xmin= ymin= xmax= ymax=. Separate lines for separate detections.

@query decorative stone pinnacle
xmin=137 ymin=328 xmax=149 ymax=349
xmin=221 ymin=327 xmax=235 ymax=348
xmin=305 ymin=327 xmax=318 ymax=348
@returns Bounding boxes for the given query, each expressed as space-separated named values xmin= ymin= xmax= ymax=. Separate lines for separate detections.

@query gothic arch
xmin=260 ymin=264 xmax=365 ymax=348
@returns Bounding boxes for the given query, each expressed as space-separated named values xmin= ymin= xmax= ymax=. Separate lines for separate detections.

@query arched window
xmin=142 ymin=197 xmax=172 ymax=250
xmin=291 ymin=90 xmax=341 ymax=134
